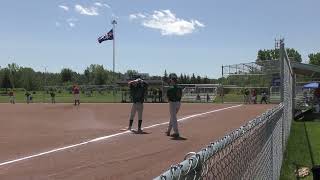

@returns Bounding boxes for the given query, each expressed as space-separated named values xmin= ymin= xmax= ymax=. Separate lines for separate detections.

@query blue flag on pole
xmin=98 ymin=29 xmax=113 ymax=43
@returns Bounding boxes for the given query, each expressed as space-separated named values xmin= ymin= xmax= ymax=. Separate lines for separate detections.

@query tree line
xmin=0 ymin=64 xmax=125 ymax=91
xmin=0 ymin=64 xmax=218 ymax=91
xmin=163 ymin=70 xmax=219 ymax=84
xmin=257 ymin=48 xmax=320 ymax=66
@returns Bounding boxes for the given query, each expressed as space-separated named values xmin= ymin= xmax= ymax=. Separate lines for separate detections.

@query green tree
xmin=1 ymin=68 xmax=12 ymax=91
xmin=309 ymin=53 xmax=320 ymax=66
xmin=85 ymin=64 xmax=109 ymax=85
xmin=203 ymin=76 xmax=209 ymax=84
xmin=191 ymin=73 xmax=196 ymax=84
xmin=84 ymin=69 xmax=90 ymax=83
xmin=94 ymin=65 xmax=107 ymax=85
xmin=196 ymin=75 xmax=201 ymax=84
xmin=184 ymin=74 xmax=188 ymax=84
xmin=186 ymin=75 xmax=191 ymax=84
xmin=286 ymin=48 xmax=302 ymax=62
xmin=257 ymin=48 xmax=302 ymax=62
xmin=7 ymin=63 xmax=19 ymax=88
xmin=163 ymin=70 xmax=168 ymax=83
xmin=19 ymin=67 xmax=36 ymax=90
xmin=61 ymin=68 xmax=73 ymax=82
xmin=179 ymin=74 xmax=183 ymax=84
xmin=126 ymin=69 xmax=139 ymax=79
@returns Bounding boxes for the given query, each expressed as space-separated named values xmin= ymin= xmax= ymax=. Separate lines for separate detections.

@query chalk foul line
xmin=0 ymin=104 xmax=242 ymax=167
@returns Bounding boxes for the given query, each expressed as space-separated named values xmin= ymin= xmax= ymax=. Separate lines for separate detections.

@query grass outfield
xmin=280 ymin=113 xmax=320 ymax=180
xmin=0 ymin=91 xmax=122 ymax=103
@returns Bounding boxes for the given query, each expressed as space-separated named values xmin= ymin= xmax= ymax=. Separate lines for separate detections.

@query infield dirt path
xmin=0 ymin=103 xmax=274 ymax=180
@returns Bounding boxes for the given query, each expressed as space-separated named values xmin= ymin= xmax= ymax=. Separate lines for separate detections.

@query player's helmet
xmin=132 ymin=74 xmax=141 ymax=80
xmin=169 ymin=73 xmax=178 ymax=81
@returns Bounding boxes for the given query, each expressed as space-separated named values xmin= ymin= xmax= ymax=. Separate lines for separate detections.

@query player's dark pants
xmin=128 ymin=102 xmax=144 ymax=130
xmin=261 ymin=97 xmax=268 ymax=104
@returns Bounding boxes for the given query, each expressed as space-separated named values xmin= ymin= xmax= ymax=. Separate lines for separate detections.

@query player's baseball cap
xmin=169 ymin=73 xmax=178 ymax=81
xmin=132 ymin=74 xmax=141 ymax=80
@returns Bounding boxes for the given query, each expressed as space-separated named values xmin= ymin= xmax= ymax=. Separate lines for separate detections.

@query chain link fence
xmin=154 ymin=40 xmax=293 ymax=180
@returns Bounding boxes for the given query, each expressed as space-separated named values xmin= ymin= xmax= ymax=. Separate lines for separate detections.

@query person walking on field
xmin=72 ymin=85 xmax=80 ymax=106
xmin=165 ymin=73 xmax=183 ymax=138
xmin=244 ymin=88 xmax=250 ymax=104
xmin=251 ymin=89 xmax=257 ymax=104
xmin=127 ymin=77 xmax=148 ymax=133
xmin=25 ymin=91 xmax=31 ymax=104
xmin=50 ymin=91 xmax=56 ymax=104
xmin=8 ymin=89 xmax=15 ymax=104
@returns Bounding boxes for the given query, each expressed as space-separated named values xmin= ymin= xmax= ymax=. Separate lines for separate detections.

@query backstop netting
xmin=181 ymin=84 xmax=218 ymax=103
xmin=154 ymin=39 xmax=294 ymax=180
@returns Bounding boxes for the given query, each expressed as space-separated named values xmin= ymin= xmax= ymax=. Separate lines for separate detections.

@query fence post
xmin=279 ymin=39 xmax=285 ymax=153
xmin=221 ymin=65 xmax=224 ymax=103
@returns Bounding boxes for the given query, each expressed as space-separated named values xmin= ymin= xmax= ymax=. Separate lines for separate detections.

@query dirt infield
xmin=0 ymin=103 xmax=274 ymax=180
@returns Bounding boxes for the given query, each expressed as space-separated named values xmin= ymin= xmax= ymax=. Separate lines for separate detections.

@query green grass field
xmin=0 ymin=91 xmax=123 ymax=103
xmin=0 ymin=91 xmax=273 ymax=104
xmin=280 ymin=113 xmax=320 ymax=180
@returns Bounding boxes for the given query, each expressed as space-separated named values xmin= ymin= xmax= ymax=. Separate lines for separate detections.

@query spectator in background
xmin=72 ymin=85 xmax=80 ymax=106
xmin=244 ymin=88 xmax=250 ymax=104
xmin=196 ymin=94 xmax=201 ymax=102
xmin=50 ymin=91 xmax=56 ymax=104
xmin=8 ymin=89 xmax=15 ymax=104
xmin=260 ymin=91 xmax=268 ymax=104
xmin=314 ymin=88 xmax=320 ymax=111
xmin=158 ymin=89 xmax=163 ymax=102
xmin=153 ymin=89 xmax=157 ymax=102
xmin=25 ymin=91 xmax=31 ymax=104
xmin=206 ymin=93 xmax=210 ymax=103
xmin=303 ymin=89 xmax=308 ymax=105
xmin=251 ymin=89 xmax=257 ymax=104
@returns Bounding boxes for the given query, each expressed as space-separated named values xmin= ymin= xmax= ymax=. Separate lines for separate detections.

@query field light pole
xmin=111 ymin=20 xmax=117 ymax=102
xmin=43 ymin=66 xmax=47 ymax=103
xmin=112 ymin=19 xmax=117 ymax=84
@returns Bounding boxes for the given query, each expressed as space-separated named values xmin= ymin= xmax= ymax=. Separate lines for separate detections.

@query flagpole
xmin=111 ymin=20 xmax=117 ymax=102
xmin=112 ymin=20 xmax=117 ymax=83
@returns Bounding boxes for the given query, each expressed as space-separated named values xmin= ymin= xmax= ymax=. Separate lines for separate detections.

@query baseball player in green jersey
xmin=127 ymin=77 xmax=148 ymax=133
xmin=50 ymin=91 xmax=56 ymax=104
xmin=165 ymin=73 xmax=183 ymax=138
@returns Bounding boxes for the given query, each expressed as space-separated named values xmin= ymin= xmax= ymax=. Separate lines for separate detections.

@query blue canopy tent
xmin=303 ymin=82 xmax=320 ymax=89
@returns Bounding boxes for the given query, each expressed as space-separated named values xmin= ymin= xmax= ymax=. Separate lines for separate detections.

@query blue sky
xmin=0 ymin=0 xmax=319 ymax=78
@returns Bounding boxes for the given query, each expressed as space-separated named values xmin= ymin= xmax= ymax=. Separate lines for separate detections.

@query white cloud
xmin=137 ymin=13 xmax=146 ymax=18
xmin=66 ymin=18 xmax=78 ymax=28
xmin=75 ymin=4 xmax=99 ymax=16
xmin=94 ymin=2 xmax=103 ymax=7
xmin=94 ymin=2 xmax=111 ymax=8
xmin=129 ymin=10 xmax=205 ymax=36
xmin=66 ymin=18 xmax=78 ymax=22
xmin=103 ymin=3 xmax=111 ymax=8
xmin=69 ymin=22 xmax=75 ymax=28
xmin=129 ymin=14 xmax=137 ymax=20
xmin=194 ymin=20 xmax=205 ymax=27
xmin=55 ymin=22 xmax=61 ymax=27
xmin=58 ymin=5 xmax=69 ymax=11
